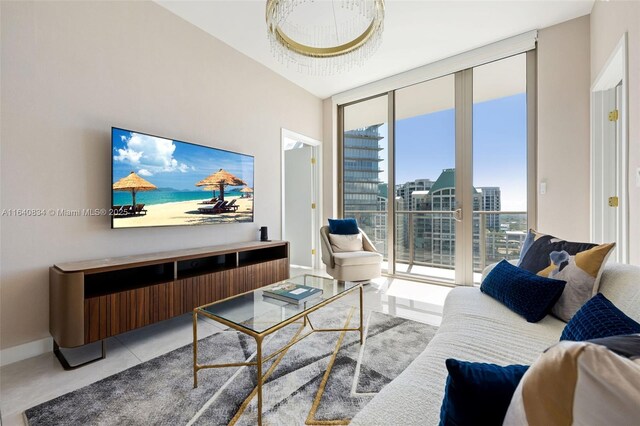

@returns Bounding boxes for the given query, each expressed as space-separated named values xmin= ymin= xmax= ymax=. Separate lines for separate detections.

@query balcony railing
xmin=344 ymin=210 xmax=527 ymax=280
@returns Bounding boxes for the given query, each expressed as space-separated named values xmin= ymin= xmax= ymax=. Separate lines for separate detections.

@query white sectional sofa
xmin=351 ymin=263 xmax=640 ymax=425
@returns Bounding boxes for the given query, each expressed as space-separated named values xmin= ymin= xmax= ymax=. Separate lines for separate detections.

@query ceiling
xmin=156 ymin=0 xmax=594 ymax=99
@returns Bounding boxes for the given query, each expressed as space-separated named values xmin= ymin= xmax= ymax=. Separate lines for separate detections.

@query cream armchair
xmin=320 ymin=226 xmax=383 ymax=282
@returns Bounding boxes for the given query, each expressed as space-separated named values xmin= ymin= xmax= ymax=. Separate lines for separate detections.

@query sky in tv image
xmin=111 ymin=128 xmax=254 ymax=228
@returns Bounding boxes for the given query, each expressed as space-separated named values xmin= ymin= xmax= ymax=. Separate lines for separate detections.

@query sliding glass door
xmin=339 ymin=52 xmax=534 ymax=285
xmin=394 ymin=75 xmax=456 ymax=282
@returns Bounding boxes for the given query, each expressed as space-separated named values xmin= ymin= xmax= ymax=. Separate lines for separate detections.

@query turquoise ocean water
xmin=112 ymin=188 xmax=243 ymax=206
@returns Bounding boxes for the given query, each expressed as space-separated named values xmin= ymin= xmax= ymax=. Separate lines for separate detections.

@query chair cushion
xmin=480 ymin=260 xmax=566 ymax=323
xmin=560 ymin=293 xmax=640 ymax=341
xmin=328 ymin=233 xmax=363 ymax=252
xmin=333 ymin=251 xmax=382 ymax=266
xmin=518 ymin=229 xmax=615 ymax=322
xmin=328 ymin=218 xmax=359 ymax=235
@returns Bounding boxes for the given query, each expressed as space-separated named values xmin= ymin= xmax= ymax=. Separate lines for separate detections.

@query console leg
xmin=54 ymin=340 xmax=106 ymax=370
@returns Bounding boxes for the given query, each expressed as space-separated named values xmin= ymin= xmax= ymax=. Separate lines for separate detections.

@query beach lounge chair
xmin=214 ymin=200 xmax=229 ymax=212
xmin=118 ymin=205 xmax=133 ymax=216
xmin=133 ymin=204 xmax=147 ymax=215
xmin=198 ymin=197 xmax=218 ymax=205
xmin=198 ymin=200 xmax=224 ymax=214
xmin=223 ymin=199 xmax=239 ymax=212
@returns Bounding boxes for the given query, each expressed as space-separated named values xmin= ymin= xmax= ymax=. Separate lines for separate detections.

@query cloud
xmin=137 ymin=169 xmax=153 ymax=177
xmin=114 ymin=132 xmax=191 ymax=174
xmin=114 ymin=147 xmax=143 ymax=164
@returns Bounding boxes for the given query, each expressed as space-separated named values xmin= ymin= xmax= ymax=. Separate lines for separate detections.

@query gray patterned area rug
xmin=25 ymin=305 xmax=437 ymax=425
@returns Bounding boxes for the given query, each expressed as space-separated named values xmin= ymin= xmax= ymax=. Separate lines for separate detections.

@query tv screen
xmin=111 ymin=127 xmax=254 ymax=228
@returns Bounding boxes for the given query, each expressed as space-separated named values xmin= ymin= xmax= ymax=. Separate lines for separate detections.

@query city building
xmin=343 ymin=125 xmax=387 ymax=252
xmin=479 ymin=187 xmax=501 ymax=231
xmin=395 ymin=170 xmax=508 ymax=271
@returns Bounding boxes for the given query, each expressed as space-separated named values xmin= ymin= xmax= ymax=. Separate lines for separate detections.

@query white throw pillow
xmin=328 ymin=233 xmax=363 ymax=253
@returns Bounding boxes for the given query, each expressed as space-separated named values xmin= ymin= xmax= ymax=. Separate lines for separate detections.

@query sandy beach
xmin=113 ymin=196 xmax=253 ymax=227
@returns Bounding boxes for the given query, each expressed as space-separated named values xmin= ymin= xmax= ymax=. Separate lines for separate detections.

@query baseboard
xmin=0 ymin=337 xmax=52 ymax=367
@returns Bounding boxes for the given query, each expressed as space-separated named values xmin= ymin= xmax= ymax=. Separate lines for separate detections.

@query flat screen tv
xmin=111 ymin=127 xmax=254 ymax=229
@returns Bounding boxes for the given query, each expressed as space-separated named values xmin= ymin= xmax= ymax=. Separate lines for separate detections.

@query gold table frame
xmin=192 ymin=281 xmax=364 ymax=425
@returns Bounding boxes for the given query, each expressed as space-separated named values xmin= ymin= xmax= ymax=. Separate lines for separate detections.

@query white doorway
xmin=281 ymin=129 xmax=322 ymax=269
xmin=591 ymin=34 xmax=628 ymax=263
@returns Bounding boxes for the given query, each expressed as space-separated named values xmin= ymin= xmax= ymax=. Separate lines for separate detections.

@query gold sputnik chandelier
xmin=266 ymin=0 xmax=385 ymax=75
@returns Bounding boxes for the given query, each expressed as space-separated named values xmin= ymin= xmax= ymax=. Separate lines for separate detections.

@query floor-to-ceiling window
xmin=341 ymin=95 xmax=390 ymax=266
xmin=472 ymin=54 xmax=528 ymax=282
xmin=339 ymin=51 xmax=535 ymax=285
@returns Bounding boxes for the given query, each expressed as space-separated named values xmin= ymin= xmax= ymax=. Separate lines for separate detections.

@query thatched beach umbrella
xmin=201 ymin=185 xmax=218 ymax=198
xmin=113 ymin=171 xmax=157 ymax=208
xmin=240 ymin=186 xmax=253 ymax=198
xmin=196 ymin=169 xmax=246 ymax=201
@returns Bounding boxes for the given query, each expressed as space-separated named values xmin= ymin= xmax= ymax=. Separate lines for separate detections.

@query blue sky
xmin=379 ymin=93 xmax=527 ymax=211
xmin=112 ymin=129 xmax=254 ymax=190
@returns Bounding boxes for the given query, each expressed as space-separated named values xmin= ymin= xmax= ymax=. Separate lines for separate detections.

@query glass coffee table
xmin=192 ymin=274 xmax=364 ymax=425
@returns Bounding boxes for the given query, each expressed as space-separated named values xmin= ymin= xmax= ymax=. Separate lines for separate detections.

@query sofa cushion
xmin=518 ymin=229 xmax=615 ymax=322
xmin=560 ymin=293 xmax=640 ymax=341
xmin=333 ymin=251 xmax=382 ymax=266
xmin=328 ymin=218 xmax=359 ymax=235
xmin=504 ymin=336 xmax=640 ymax=426
xmin=328 ymin=233 xmax=363 ymax=252
xmin=439 ymin=359 xmax=528 ymax=426
xmin=481 ymin=260 xmax=566 ymax=323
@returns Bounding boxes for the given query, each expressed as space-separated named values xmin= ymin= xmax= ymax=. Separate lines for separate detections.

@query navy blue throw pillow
xmin=481 ymin=260 xmax=566 ymax=323
xmin=328 ymin=218 xmax=359 ymax=235
xmin=560 ymin=293 xmax=640 ymax=341
xmin=439 ymin=359 xmax=529 ymax=426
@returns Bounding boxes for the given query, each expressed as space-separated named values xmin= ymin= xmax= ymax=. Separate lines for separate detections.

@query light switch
xmin=636 ymin=168 xmax=640 ymax=187
xmin=540 ymin=181 xmax=547 ymax=195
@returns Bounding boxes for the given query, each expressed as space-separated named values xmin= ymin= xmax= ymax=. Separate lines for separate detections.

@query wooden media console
xmin=50 ymin=240 xmax=289 ymax=368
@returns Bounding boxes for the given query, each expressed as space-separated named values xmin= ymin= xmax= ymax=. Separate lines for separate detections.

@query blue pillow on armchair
xmin=481 ymin=259 xmax=566 ymax=323
xmin=328 ymin=218 xmax=359 ymax=235
xmin=439 ymin=359 xmax=529 ymax=426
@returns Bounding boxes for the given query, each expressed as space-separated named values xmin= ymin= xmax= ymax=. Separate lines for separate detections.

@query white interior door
xmin=284 ymin=145 xmax=313 ymax=267
xmin=591 ymin=34 xmax=628 ymax=263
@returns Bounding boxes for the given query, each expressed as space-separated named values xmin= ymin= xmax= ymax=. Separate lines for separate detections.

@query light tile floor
xmin=0 ymin=268 xmax=451 ymax=425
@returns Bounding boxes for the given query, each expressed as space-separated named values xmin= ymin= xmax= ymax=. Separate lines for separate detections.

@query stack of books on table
xmin=263 ymin=283 xmax=323 ymax=305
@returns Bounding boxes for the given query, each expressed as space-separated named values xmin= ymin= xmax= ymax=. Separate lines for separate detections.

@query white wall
xmin=0 ymin=1 xmax=322 ymax=350
xmin=591 ymin=1 xmax=640 ymax=265
xmin=536 ymin=16 xmax=591 ymax=241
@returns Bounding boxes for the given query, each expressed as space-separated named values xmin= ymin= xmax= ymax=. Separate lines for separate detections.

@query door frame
xmin=590 ymin=33 xmax=628 ymax=263
xmin=281 ymin=128 xmax=323 ymax=269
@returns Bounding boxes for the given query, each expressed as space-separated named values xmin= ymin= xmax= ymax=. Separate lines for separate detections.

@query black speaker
xmin=260 ymin=226 xmax=269 ymax=241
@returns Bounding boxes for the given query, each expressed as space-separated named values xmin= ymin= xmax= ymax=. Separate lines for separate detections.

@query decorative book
xmin=263 ymin=283 xmax=323 ymax=305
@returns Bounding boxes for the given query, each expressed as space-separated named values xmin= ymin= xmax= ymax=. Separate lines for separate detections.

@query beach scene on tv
xmin=112 ymin=129 xmax=254 ymax=228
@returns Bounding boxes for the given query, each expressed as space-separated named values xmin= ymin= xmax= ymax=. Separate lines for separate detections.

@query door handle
xmin=454 ymin=208 xmax=463 ymax=222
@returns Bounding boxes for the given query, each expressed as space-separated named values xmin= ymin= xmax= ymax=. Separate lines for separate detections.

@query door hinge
xmin=608 ymin=196 xmax=619 ymax=207
xmin=311 ymin=249 xmax=316 ymax=255
xmin=608 ymin=109 xmax=619 ymax=122
xmin=311 ymin=157 xmax=316 ymax=165
xmin=311 ymin=203 xmax=316 ymax=209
